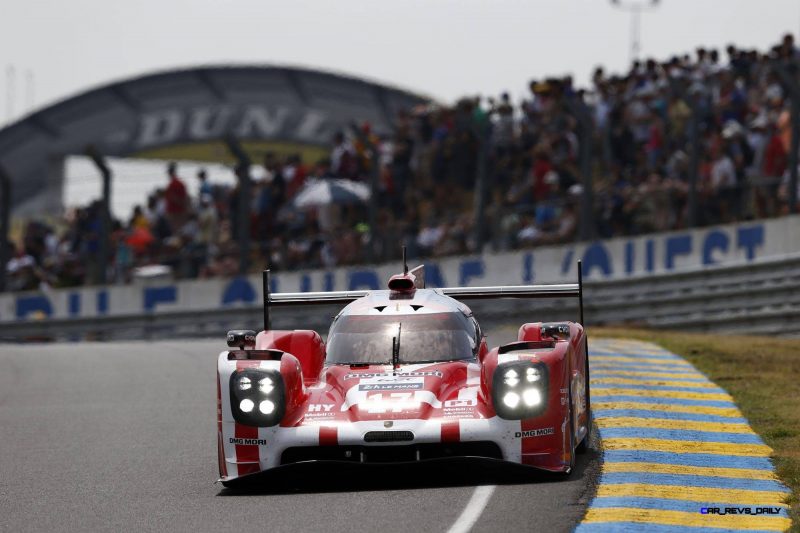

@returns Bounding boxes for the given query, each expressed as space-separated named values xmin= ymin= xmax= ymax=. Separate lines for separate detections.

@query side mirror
xmin=227 ymin=330 xmax=256 ymax=350
xmin=540 ymin=323 xmax=570 ymax=340
xmin=478 ymin=336 xmax=489 ymax=362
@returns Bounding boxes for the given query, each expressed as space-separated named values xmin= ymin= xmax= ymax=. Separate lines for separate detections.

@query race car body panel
xmin=216 ymin=266 xmax=589 ymax=485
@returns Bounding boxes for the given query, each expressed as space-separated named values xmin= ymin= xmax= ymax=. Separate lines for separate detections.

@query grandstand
xmin=1 ymin=34 xmax=799 ymax=292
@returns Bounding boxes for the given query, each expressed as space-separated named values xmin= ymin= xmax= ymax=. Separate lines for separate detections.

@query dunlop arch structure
xmin=0 ymin=65 xmax=430 ymax=286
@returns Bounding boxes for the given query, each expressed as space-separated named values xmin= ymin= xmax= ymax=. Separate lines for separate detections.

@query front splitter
xmin=218 ymin=455 xmax=569 ymax=490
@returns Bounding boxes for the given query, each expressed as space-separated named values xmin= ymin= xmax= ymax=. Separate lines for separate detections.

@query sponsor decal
xmin=226 ymin=331 xmax=255 ymax=345
xmin=444 ymin=398 xmax=477 ymax=408
xmin=229 ymin=437 xmax=267 ymax=445
xmin=344 ymin=371 xmax=442 ymax=380
xmin=515 ymin=427 xmax=554 ymax=438
xmin=308 ymin=403 xmax=335 ymax=412
xmin=360 ymin=391 xmax=422 ymax=413
xmin=443 ymin=397 xmax=479 ymax=419
xmin=303 ymin=415 xmax=336 ymax=423
xmin=359 ymin=383 xmax=422 ymax=391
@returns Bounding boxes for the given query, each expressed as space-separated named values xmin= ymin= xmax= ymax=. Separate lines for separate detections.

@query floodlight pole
xmin=609 ymin=0 xmax=660 ymax=63
xmin=630 ymin=6 xmax=641 ymax=62
xmin=225 ymin=137 xmax=252 ymax=275
xmin=5 ymin=65 xmax=14 ymax=125
xmin=0 ymin=165 xmax=11 ymax=292
xmin=85 ymin=146 xmax=112 ymax=285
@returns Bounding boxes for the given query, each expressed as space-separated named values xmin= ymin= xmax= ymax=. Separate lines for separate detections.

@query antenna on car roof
xmin=402 ymin=245 xmax=408 ymax=275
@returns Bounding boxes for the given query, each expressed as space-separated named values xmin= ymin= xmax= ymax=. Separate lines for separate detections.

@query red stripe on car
xmin=216 ymin=368 xmax=227 ymax=477
xmin=441 ymin=419 xmax=460 ymax=442
xmin=319 ymin=425 xmax=338 ymax=446
xmin=234 ymin=360 xmax=262 ymax=475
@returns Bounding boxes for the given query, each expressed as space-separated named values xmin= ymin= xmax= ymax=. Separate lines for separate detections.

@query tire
xmin=576 ymin=419 xmax=590 ymax=453
xmin=576 ymin=339 xmax=591 ymax=454
xmin=564 ymin=381 xmax=576 ymax=475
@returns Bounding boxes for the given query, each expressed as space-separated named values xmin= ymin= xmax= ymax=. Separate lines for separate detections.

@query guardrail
xmin=587 ymin=254 xmax=800 ymax=336
xmin=1 ymin=254 xmax=799 ymax=341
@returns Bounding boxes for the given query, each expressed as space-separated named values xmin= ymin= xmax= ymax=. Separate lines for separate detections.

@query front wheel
xmin=564 ymin=383 xmax=576 ymax=474
xmin=576 ymin=425 xmax=590 ymax=453
xmin=576 ymin=340 xmax=591 ymax=454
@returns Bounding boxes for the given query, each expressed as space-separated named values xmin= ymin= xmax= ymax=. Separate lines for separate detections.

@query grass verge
xmin=591 ymin=327 xmax=800 ymax=532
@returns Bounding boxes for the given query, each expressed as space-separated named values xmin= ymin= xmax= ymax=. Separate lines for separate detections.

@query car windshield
xmin=326 ymin=312 xmax=477 ymax=365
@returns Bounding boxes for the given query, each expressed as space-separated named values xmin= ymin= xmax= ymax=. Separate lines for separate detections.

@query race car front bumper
xmin=219 ymin=414 xmax=571 ymax=485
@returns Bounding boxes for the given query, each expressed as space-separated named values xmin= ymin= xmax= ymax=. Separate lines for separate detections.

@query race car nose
xmin=346 ymin=392 xmax=436 ymax=421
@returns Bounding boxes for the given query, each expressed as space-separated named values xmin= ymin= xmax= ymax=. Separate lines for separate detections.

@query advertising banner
xmin=1 ymin=216 xmax=798 ymax=323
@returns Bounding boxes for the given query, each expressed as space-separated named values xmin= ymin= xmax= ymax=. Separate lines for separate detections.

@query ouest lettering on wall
xmin=1 ymin=216 xmax=798 ymax=323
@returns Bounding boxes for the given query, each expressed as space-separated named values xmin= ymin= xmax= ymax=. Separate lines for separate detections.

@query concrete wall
xmin=2 ymin=215 xmax=798 ymax=323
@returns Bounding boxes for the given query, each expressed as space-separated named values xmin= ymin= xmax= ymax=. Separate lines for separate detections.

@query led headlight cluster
xmin=229 ymin=369 xmax=285 ymax=427
xmin=492 ymin=361 xmax=548 ymax=419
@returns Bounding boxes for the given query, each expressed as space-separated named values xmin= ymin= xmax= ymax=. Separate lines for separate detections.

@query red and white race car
xmin=216 ymin=260 xmax=590 ymax=486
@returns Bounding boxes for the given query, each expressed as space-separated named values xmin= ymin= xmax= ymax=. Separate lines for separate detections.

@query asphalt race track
xmin=0 ymin=335 xmax=599 ymax=533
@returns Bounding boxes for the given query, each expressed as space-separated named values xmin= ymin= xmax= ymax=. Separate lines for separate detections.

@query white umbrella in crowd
xmin=292 ymin=178 xmax=371 ymax=208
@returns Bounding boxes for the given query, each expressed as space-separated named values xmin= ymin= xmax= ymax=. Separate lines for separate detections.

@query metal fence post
xmin=686 ymin=94 xmax=700 ymax=227
xmin=566 ymin=95 xmax=595 ymax=241
xmin=791 ymin=101 xmax=799 ymax=214
xmin=772 ymin=59 xmax=800 ymax=214
xmin=0 ymin=165 xmax=11 ymax=292
xmin=85 ymin=147 xmax=112 ymax=285
xmin=225 ymin=138 xmax=252 ymax=275
xmin=472 ymin=118 xmax=489 ymax=252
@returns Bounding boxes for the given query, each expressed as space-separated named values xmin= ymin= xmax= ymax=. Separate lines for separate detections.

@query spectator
xmin=391 ymin=124 xmax=414 ymax=212
xmin=129 ymin=205 xmax=149 ymax=230
xmin=197 ymin=169 xmax=212 ymax=199
xmin=710 ymin=144 xmax=737 ymax=221
xmin=164 ymin=162 xmax=189 ymax=231
xmin=284 ymin=154 xmax=307 ymax=199
xmin=197 ymin=194 xmax=218 ymax=254
xmin=331 ymin=132 xmax=357 ymax=178
xmin=5 ymin=32 xmax=799 ymax=292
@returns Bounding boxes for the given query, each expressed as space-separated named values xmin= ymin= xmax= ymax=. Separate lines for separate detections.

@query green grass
xmin=592 ymin=327 xmax=800 ymax=532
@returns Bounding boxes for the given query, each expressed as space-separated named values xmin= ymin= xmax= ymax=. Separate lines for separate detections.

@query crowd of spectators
xmin=5 ymin=33 xmax=800 ymax=291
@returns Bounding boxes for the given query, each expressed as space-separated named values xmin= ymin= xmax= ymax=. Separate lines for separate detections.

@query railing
xmin=586 ymin=254 xmax=800 ymax=335
xmin=1 ymin=254 xmax=799 ymax=341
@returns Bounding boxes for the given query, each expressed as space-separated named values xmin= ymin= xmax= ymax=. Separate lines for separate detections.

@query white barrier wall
xmin=2 ymin=215 xmax=799 ymax=323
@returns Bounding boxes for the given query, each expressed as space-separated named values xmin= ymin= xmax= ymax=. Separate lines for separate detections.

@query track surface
xmin=0 ymin=336 xmax=598 ymax=533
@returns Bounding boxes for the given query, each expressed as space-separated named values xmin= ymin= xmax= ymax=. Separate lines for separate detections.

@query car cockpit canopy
xmin=325 ymin=308 xmax=479 ymax=365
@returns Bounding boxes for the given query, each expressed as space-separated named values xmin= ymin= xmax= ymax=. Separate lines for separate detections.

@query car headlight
xmin=492 ymin=361 xmax=548 ymax=419
xmin=229 ymin=369 xmax=285 ymax=427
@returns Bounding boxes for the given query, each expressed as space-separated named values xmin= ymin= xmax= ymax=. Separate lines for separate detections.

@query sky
xmin=2 ymin=0 xmax=799 ymax=122
xmin=2 ymin=0 xmax=800 ymax=215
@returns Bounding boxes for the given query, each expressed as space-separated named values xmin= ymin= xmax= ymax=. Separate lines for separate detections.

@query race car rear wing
xmin=261 ymin=260 xmax=585 ymax=332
